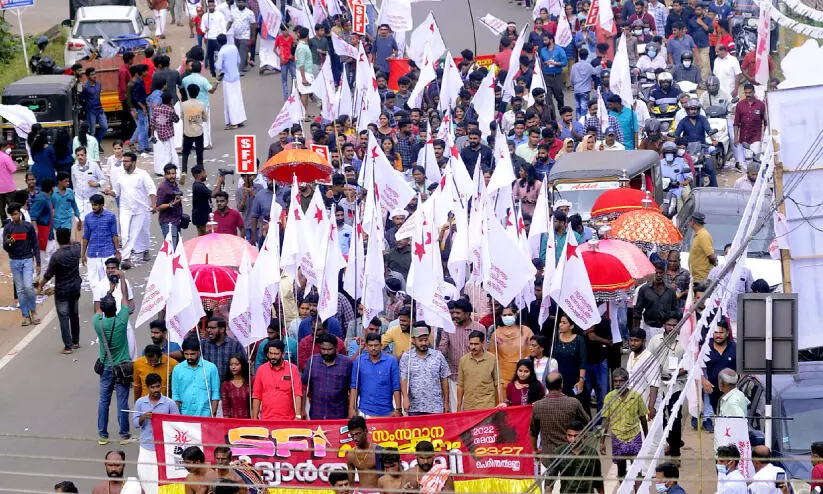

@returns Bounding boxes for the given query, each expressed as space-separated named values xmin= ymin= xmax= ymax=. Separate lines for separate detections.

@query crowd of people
xmin=1 ymin=0 xmax=807 ymax=492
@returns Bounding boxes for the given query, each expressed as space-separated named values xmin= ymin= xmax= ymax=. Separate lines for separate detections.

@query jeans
xmin=206 ymin=39 xmax=220 ymax=77
xmin=131 ymin=109 xmax=149 ymax=152
xmin=585 ymin=360 xmax=609 ymax=415
xmin=87 ymin=110 xmax=108 ymax=144
xmin=617 ymin=305 xmax=629 ymax=342
xmin=235 ymin=39 xmax=249 ymax=71
xmin=699 ymin=156 xmax=718 ymax=187
xmin=181 ymin=134 xmax=204 ymax=173
xmin=55 ymin=296 xmax=80 ymax=350
xmin=197 ymin=34 xmax=204 ymax=53
xmin=9 ymin=258 xmax=35 ymax=317
xmin=159 ymin=222 xmax=179 ymax=250
xmin=244 ymin=227 xmax=253 ymax=243
xmin=98 ymin=366 xmax=130 ymax=439
xmin=574 ymin=93 xmax=590 ymax=121
xmin=119 ymin=100 xmax=134 ymax=141
xmin=280 ymin=61 xmax=296 ymax=99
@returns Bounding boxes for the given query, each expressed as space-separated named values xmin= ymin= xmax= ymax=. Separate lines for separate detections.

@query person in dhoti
xmin=404 ymin=440 xmax=455 ymax=493
xmin=215 ymin=34 xmax=247 ymax=130
xmin=112 ymin=152 xmax=156 ymax=270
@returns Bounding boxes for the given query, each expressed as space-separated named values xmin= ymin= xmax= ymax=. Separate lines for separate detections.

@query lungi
xmin=222 ymin=79 xmax=247 ymax=125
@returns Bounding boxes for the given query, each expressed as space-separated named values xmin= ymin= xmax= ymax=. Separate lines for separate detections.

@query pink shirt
xmin=512 ymin=179 xmax=542 ymax=217
xmin=0 ymin=152 xmax=17 ymax=193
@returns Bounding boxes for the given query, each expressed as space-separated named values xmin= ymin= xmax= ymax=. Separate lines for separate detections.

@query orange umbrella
xmin=578 ymin=239 xmax=655 ymax=280
xmin=261 ymin=148 xmax=332 ymax=185
xmin=607 ymin=209 xmax=683 ymax=252
xmin=590 ymin=188 xmax=659 ymax=221
xmin=184 ymin=233 xmax=258 ymax=267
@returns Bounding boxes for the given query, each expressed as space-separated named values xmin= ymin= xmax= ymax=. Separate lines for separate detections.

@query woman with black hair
xmin=52 ymin=129 xmax=74 ymax=176
xmin=220 ymin=353 xmax=251 ymax=418
xmin=29 ymin=133 xmax=57 ymax=186
xmin=73 ymin=120 xmax=100 ymax=163
xmin=513 ymin=163 xmax=542 ymax=217
xmin=501 ymin=358 xmax=546 ymax=406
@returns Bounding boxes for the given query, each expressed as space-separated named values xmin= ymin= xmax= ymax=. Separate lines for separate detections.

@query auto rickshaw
xmin=1 ymin=75 xmax=79 ymax=164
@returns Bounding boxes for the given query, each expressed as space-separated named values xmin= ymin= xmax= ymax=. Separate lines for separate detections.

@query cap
xmin=411 ymin=325 xmax=430 ymax=338
xmin=605 ymin=126 xmax=617 ymax=135
xmin=747 ymin=162 xmax=760 ymax=173
xmin=390 ymin=208 xmax=409 ymax=219
xmin=554 ymin=199 xmax=572 ymax=210
xmin=690 ymin=212 xmax=706 ymax=224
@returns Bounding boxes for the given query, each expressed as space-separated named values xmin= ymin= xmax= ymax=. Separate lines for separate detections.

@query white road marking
xmin=0 ymin=306 xmax=58 ymax=372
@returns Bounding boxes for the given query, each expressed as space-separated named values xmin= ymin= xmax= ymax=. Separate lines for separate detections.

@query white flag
xmin=297 ymin=185 xmax=331 ymax=292
xmin=0 ymin=104 xmax=36 ymax=139
xmin=478 ymin=13 xmax=507 ymax=37
xmin=165 ymin=239 xmax=206 ymax=344
xmin=549 ymin=232 xmax=602 ymax=329
xmin=336 ymin=66 xmax=355 ymax=117
xmin=286 ymin=5 xmax=314 ymax=36
xmin=312 ymin=56 xmax=338 ymax=121
xmin=249 ymin=197 xmax=282 ymax=341
xmin=597 ymin=88 xmax=611 ymax=133
xmin=362 ymin=192 xmax=386 ymax=325
xmin=317 ymin=215 xmax=346 ymax=322
xmin=258 ymin=0 xmax=282 ymax=39
xmin=533 ymin=0 xmax=563 ymax=18
xmin=229 ymin=249 xmax=255 ymax=347
xmin=525 ymin=61 xmax=547 ymax=107
xmin=487 ymin=133 xmax=516 ymax=192
xmin=268 ymin=80 xmax=305 ymax=138
xmin=502 ymin=25 xmax=529 ymax=102
xmin=438 ymin=52 xmax=464 ymax=112
xmin=280 ymin=176 xmax=302 ymax=277
xmin=472 ymin=69 xmax=497 ymax=138
xmin=358 ymin=131 xmax=416 ymax=214
xmin=598 ymin=0 xmax=615 ymax=32
xmin=331 ymin=30 xmax=358 ymax=59
xmin=754 ymin=9 xmax=771 ymax=86
xmin=135 ymin=233 xmax=174 ymax=328
xmin=409 ymin=11 xmax=447 ymax=66
xmin=418 ymin=130 xmax=442 ymax=185
xmin=355 ymin=42 xmax=382 ymax=130
xmin=555 ymin=14 xmax=573 ymax=47
xmin=379 ymin=0 xmax=413 ymax=32
xmin=610 ymin=34 xmax=634 ymax=107
xmin=482 ymin=209 xmax=537 ymax=306
xmin=408 ymin=43 xmax=437 ymax=110
xmin=343 ymin=217 xmax=365 ymax=300
xmin=447 ymin=203 xmax=469 ymax=292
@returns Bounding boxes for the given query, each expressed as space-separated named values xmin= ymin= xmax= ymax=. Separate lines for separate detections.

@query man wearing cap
xmin=439 ymin=299 xmax=486 ymax=412
xmin=688 ymin=212 xmax=717 ymax=283
xmin=554 ymin=199 xmax=572 ymax=217
xmin=608 ymin=94 xmax=639 ymax=150
xmin=384 ymin=209 xmax=408 ymax=250
xmin=733 ymin=162 xmax=759 ymax=192
xmin=599 ymin=127 xmax=626 ymax=151
xmin=399 ymin=323 xmax=450 ymax=415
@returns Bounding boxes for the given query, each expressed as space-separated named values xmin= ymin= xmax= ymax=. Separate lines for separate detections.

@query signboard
xmin=152 ymin=407 xmax=534 ymax=491
xmin=736 ymin=294 xmax=798 ymax=374
xmin=0 ymin=0 xmax=35 ymax=9
xmin=352 ymin=1 xmax=367 ymax=35
xmin=585 ymin=3 xmax=599 ymax=27
xmin=234 ymin=135 xmax=257 ymax=174
xmin=310 ymin=143 xmax=330 ymax=164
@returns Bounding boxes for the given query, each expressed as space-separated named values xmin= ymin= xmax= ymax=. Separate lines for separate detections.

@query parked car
xmin=63 ymin=5 xmax=153 ymax=67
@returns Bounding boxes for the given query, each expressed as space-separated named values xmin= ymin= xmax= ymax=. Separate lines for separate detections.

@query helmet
xmin=707 ymin=76 xmax=720 ymax=95
xmin=661 ymin=141 xmax=678 ymax=154
xmin=646 ymin=42 xmax=659 ymax=54
xmin=645 ymin=118 xmax=661 ymax=134
xmin=35 ymin=35 xmax=49 ymax=50
xmin=658 ymin=72 xmax=673 ymax=83
xmin=680 ymin=51 xmax=693 ymax=62
xmin=686 ymin=98 xmax=701 ymax=109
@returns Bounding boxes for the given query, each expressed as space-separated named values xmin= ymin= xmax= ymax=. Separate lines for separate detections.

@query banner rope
xmin=760 ymin=0 xmax=823 ymax=38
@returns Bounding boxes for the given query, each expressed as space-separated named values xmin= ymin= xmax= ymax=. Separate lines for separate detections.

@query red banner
xmin=152 ymin=407 xmax=534 ymax=491
xmin=234 ymin=135 xmax=257 ymax=174
xmin=585 ymin=3 xmax=600 ymax=27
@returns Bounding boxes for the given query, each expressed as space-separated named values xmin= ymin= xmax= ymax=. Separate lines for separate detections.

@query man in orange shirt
xmin=252 ymin=340 xmax=304 ymax=420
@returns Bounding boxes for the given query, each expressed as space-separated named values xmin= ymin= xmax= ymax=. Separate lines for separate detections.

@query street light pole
xmin=465 ymin=0 xmax=478 ymax=55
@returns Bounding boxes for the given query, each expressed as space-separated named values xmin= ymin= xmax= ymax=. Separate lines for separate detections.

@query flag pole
xmin=490 ymin=298 xmax=503 ymax=405
xmin=195 ymin=327 xmax=214 ymax=417
xmin=464 ymin=0 xmax=478 ymax=56
xmin=166 ymin=338 xmax=171 ymax=397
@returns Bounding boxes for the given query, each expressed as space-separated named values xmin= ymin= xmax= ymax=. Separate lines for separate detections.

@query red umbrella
xmin=190 ymin=264 xmax=238 ymax=310
xmin=590 ymin=188 xmax=659 ymax=221
xmin=184 ymin=233 xmax=259 ymax=267
xmin=580 ymin=250 xmax=636 ymax=301
xmin=261 ymin=148 xmax=332 ymax=185
xmin=578 ymin=239 xmax=655 ymax=280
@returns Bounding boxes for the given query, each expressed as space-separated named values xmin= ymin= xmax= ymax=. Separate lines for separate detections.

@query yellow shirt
xmin=457 ymin=351 xmax=499 ymax=410
xmin=381 ymin=324 xmax=411 ymax=358
xmin=689 ymin=227 xmax=715 ymax=282
xmin=133 ymin=354 xmax=177 ymax=399
xmin=602 ymin=388 xmax=648 ymax=442
xmin=488 ymin=325 xmax=533 ymax=386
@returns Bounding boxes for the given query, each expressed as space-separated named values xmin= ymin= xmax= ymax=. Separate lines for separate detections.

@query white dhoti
xmin=153 ymin=9 xmax=167 ymax=36
xmin=173 ymin=102 xmax=183 ymax=151
xmin=204 ymin=106 xmax=212 ymax=148
xmin=258 ymin=38 xmax=281 ymax=70
xmin=127 ymin=321 xmax=137 ymax=359
xmin=184 ymin=0 xmax=198 ymax=16
xmin=222 ymin=80 xmax=247 ymax=126
xmin=86 ymin=257 xmax=107 ymax=287
xmin=152 ymin=136 xmax=178 ymax=175
xmin=448 ymin=378 xmax=457 ymax=412
xmin=120 ymin=210 xmax=151 ymax=260
xmin=138 ymin=446 xmax=159 ymax=494
xmin=640 ymin=321 xmax=663 ymax=341
xmin=77 ymin=197 xmax=94 ymax=219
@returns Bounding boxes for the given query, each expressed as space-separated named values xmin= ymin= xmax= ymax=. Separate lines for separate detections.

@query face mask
xmin=578 ymin=13 xmax=587 ymax=21
xmin=4 ymin=148 xmax=10 ymax=155
xmin=665 ymin=153 xmax=675 ymax=162
xmin=633 ymin=29 xmax=643 ymax=36
xmin=683 ymin=60 xmax=692 ymax=68
xmin=647 ymin=50 xmax=657 ymax=58
xmin=655 ymin=483 xmax=669 ymax=493
xmin=716 ymin=464 xmax=728 ymax=475
xmin=677 ymin=148 xmax=685 ymax=156
xmin=644 ymin=28 xmax=651 ymax=34
xmin=502 ymin=315 xmax=517 ymax=326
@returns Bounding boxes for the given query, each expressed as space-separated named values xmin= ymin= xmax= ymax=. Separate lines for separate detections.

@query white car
xmin=64 ymin=6 xmax=152 ymax=66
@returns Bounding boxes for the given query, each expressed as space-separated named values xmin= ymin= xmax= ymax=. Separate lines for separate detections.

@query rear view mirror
xmin=145 ymin=18 xmax=155 ymax=25
xmin=61 ymin=19 xmax=73 ymax=27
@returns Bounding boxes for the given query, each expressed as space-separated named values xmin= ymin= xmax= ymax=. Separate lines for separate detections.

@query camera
xmin=108 ymin=274 xmax=120 ymax=285
xmin=218 ymin=168 xmax=235 ymax=177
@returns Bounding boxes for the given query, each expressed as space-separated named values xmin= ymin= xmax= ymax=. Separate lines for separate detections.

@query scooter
xmin=732 ymin=15 xmax=758 ymax=59
xmin=705 ymin=99 xmax=738 ymax=165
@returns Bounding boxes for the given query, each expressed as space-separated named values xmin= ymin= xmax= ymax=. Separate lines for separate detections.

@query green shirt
xmin=295 ymin=41 xmax=316 ymax=76
xmin=549 ymin=443 xmax=604 ymax=494
xmin=93 ymin=305 xmax=131 ymax=365
xmin=602 ymin=388 xmax=648 ymax=442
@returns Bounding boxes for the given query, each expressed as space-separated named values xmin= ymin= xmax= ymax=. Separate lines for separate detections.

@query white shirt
xmin=92 ymin=278 xmax=134 ymax=311
xmin=718 ymin=468 xmax=748 ymax=494
xmin=200 ymin=10 xmax=228 ymax=40
xmin=231 ymin=7 xmax=256 ymax=39
xmin=626 ymin=348 xmax=660 ymax=405
xmin=114 ymin=168 xmax=157 ymax=214
xmin=749 ymin=464 xmax=785 ymax=494
xmin=713 ymin=55 xmax=742 ymax=96
xmin=71 ymin=161 xmax=105 ymax=203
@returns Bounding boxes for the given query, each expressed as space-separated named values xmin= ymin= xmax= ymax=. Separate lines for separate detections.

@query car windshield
xmin=75 ymin=20 xmax=136 ymax=39
xmin=781 ymin=397 xmax=823 ymax=452
xmin=553 ymin=181 xmax=621 ymax=220
xmin=681 ymin=213 xmax=774 ymax=258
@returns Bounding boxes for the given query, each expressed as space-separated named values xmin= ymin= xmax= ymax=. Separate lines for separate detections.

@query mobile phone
xmin=775 ymin=471 xmax=786 ymax=488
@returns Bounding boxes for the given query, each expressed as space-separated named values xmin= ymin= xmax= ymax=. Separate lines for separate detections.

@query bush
xmin=0 ymin=13 xmax=21 ymax=64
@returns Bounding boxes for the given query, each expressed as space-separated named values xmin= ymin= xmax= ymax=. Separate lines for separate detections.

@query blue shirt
xmin=51 ymin=188 xmax=80 ymax=230
xmin=31 ymin=147 xmax=57 ymax=185
xmin=539 ymin=45 xmax=568 ymax=76
xmin=571 ymin=60 xmax=596 ymax=95
xmin=508 ymin=134 xmax=528 ymax=147
xmin=559 ymin=120 xmax=586 ymax=142
xmin=132 ymin=395 xmax=179 ymax=450
xmin=81 ymin=81 xmax=104 ymax=114
xmin=667 ymin=35 xmax=697 ymax=67
xmin=687 ymin=15 xmax=713 ymax=48
xmin=83 ymin=209 xmax=118 ymax=258
xmin=254 ymin=337 xmax=298 ymax=369
xmin=217 ymin=44 xmax=241 ymax=83
xmin=30 ymin=191 xmax=52 ymax=227
xmin=574 ymin=30 xmax=597 ymax=62
xmin=351 ymin=352 xmax=401 ymax=416
xmin=181 ymin=73 xmax=213 ymax=108
xmin=609 ymin=106 xmax=640 ymax=149
xmin=708 ymin=1 xmax=732 ymax=21
xmin=675 ymin=115 xmax=713 ymax=143
xmin=171 ymin=357 xmax=221 ymax=417
xmin=298 ymin=316 xmax=343 ymax=341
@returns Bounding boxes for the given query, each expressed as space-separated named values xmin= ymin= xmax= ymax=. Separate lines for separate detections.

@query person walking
xmin=171 ymin=337 xmax=221 ymax=417
xmin=81 ymin=194 xmax=120 ymax=288
xmin=71 ymin=146 xmax=105 ymax=218
xmin=149 ymin=0 xmax=170 ymax=38
xmin=93 ymin=278 xmax=131 ymax=445
xmin=3 ymin=204 xmax=41 ymax=327
xmin=274 ymin=24 xmax=296 ymax=95
xmin=181 ymin=61 xmax=214 ymax=151
xmin=399 ymin=323 xmax=451 ymax=416
xmin=600 ymin=368 xmax=649 ymax=478
xmin=40 ymin=228 xmax=82 ymax=354
xmin=180 ymin=84 xmax=208 ymax=177
xmin=529 ymin=372 xmax=590 ymax=467
xmin=134 ymin=372 xmax=180 ymax=494
xmin=350 ymin=333 xmax=402 ymax=418
xmin=688 ymin=212 xmax=717 ymax=283
xmin=155 ymin=163 xmax=183 ymax=249
xmin=81 ymin=68 xmax=108 ymax=145
xmin=0 ymin=138 xmax=18 ymax=223
xmin=133 ymin=344 xmax=177 ymax=399
xmin=302 ymin=333 xmax=353 ymax=420
xmin=216 ymin=34 xmax=247 ymax=129
xmin=150 ymin=94 xmax=180 ymax=176
xmin=252 ymin=340 xmax=304 ymax=420
xmin=231 ymin=0 xmax=256 ymax=73
xmin=201 ymin=0 xmax=229 ymax=78
xmin=456 ymin=330 xmax=500 ymax=411
xmin=113 ymin=152 xmax=156 ymax=269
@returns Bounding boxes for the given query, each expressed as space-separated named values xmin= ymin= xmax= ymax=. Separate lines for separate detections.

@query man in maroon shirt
xmin=118 ymin=52 xmax=135 ymax=140
xmin=733 ymin=83 xmax=767 ymax=164
xmin=212 ymin=191 xmax=244 ymax=236
xmin=740 ymin=50 xmax=775 ymax=84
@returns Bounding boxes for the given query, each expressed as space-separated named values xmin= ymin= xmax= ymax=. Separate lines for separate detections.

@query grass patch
xmin=0 ymin=27 xmax=68 ymax=94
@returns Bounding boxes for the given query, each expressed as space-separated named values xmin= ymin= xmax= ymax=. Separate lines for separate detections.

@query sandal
xmin=224 ymin=124 xmax=238 ymax=130
xmin=21 ymin=318 xmax=31 ymax=326
xmin=31 ymin=317 xmax=41 ymax=325
xmin=61 ymin=348 xmax=73 ymax=355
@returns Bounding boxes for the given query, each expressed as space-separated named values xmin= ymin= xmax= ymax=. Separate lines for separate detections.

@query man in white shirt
xmin=231 ymin=0 xmax=256 ymax=73
xmin=713 ymin=44 xmax=742 ymax=97
xmin=113 ymin=152 xmax=157 ymax=269
xmin=200 ymin=0 xmax=229 ymax=78
xmin=93 ymin=257 xmax=137 ymax=359
xmin=625 ymin=328 xmax=660 ymax=413
xmin=749 ymin=445 xmax=789 ymax=494
xmin=71 ymin=147 xmax=106 ymax=218
xmin=716 ymin=444 xmax=749 ymax=494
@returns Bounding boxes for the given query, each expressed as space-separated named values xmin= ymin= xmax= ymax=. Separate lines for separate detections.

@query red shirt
xmin=741 ymin=51 xmax=774 ymax=80
xmin=143 ymin=58 xmax=155 ymax=95
xmin=811 ymin=463 xmax=823 ymax=492
xmin=252 ymin=360 xmax=303 ymax=420
xmin=193 ymin=15 xmax=205 ymax=36
xmin=213 ymin=207 xmax=244 ymax=236
xmin=297 ymin=335 xmax=347 ymax=371
xmin=118 ymin=63 xmax=131 ymax=101
xmin=733 ymin=97 xmax=767 ymax=144
xmin=493 ymin=49 xmax=513 ymax=72
xmin=275 ymin=34 xmax=294 ymax=63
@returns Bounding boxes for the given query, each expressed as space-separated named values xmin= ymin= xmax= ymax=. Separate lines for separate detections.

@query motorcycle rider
xmin=674 ymin=98 xmax=718 ymax=187
xmin=700 ymin=76 xmax=733 ymax=110
xmin=672 ymin=52 xmax=702 ymax=85
xmin=637 ymin=42 xmax=667 ymax=73
xmin=649 ymin=72 xmax=680 ymax=108
xmin=674 ymin=92 xmax=706 ymax=130
xmin=627 ymin=19 xmax=653 ymax=66
xmin=660 ymin=140 xmax=694 ymax=216
xmin=639 ymin=118 xmax=664 ymax=152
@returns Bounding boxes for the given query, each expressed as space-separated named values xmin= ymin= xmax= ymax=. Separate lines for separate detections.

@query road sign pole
xmin=764 ymin=295 xmax=773 ymax=449
xmin=14 ymin=8 xmax=29 ymax=75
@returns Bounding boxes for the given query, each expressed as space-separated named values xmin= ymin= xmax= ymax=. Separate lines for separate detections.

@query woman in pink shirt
xmin=0 ymin=138 xmax=19 ymax=222
xmin=513 ymin=163 xmax=542 ymax=217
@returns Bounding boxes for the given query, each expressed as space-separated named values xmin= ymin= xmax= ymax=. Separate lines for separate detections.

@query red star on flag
xmin=505 ymin=211 xmax=514 ymax=227
xmin=293 ymin=207 xmax=302 ymax=221
xmin=429 ymin=23 xmax=435 ymax=32
xmin=359 ymin=53 xmax=366 ymax=62
xmin=329 ymin=224 xmax=336 ymax=240
xmin=439 ymin=175 xmax=447 ymax=190
xmin=159 ymin=240 xmax=172 ymax=256
xmin=518 ymin=217 xmax=525 ymax=234
xmin=356 ymin=223 xmax=363 ymax=235
xmin=450 ymin=145 xmax=459 ymax=158
xmin=566 ymin=242 xmax=577 ymax=260
xmin=414 ymin=241 xmax=426 ymax=261
xmin=314 ymin=205 xmax=324 ymax=224
xmin=286 ymin=95 xmax=296 ymax=104
xmin=425 ymin=232 xmax=432 ymax=245
xmin=372 ymin=77 xmax=378 ymax=90
xmin=370 ymin=146 xmax=379 ymax=159
xmin=374 ymin=182 xmax=380 ymax=201
xmin=171 ymin=255 xmax=184 ymax=274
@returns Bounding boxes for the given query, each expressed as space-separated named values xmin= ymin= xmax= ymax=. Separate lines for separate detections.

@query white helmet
xmin=658 ymin=72 xmax=673 ymax=83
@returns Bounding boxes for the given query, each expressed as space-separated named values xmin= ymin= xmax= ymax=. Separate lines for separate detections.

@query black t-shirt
xmin=585 ymin=317 xmax=613 ymax=364
xmin=191 ymin=181 xmax=212 ymax=225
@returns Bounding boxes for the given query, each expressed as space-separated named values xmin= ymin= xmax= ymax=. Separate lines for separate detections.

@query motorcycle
xmin=686 ymin=132 xmax=719 ymax=187
xmin=28 ymin=36 xmax=65 ymax=75
xmin=705 ymin=98 xmax=738 ymax=165
xmin=732 ymin=14 xmax=758 ymax=59
xmin=650 ymin=102 xmax=678 ymax=133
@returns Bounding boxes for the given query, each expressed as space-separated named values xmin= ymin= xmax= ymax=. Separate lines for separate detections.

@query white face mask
xmin=677 ymin=148 xmax=686 ymax=156
xmin=655 ymin=483 xmax=669 ymax=493
xmin=665 ymin=153 xmax=675 ymax=162
xmin=683 ymin=60 xmax=692 ymax=68
xmin=633 ymin=29 xmax=643 ymax=36
xmin=647 ymin=50 xmax=657 ymax=58
xmin=502 ymin=315 xmax=517 ymax=326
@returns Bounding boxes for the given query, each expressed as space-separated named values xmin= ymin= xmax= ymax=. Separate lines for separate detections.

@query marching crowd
xmin=1 ymin=0 xmax=808 ymax=492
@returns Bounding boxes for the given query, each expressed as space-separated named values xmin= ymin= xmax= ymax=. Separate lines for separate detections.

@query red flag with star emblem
xmin=165 ymin=238 xmax=206 ymax=344
xmin=135 ymin=232 xmax=174 ymax=328
xmin=549 ymin=231 xmax=601 ymax=329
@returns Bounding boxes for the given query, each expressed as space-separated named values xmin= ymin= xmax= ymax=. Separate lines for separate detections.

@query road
xmin=0 ymin=1 xmax=532 ymax=492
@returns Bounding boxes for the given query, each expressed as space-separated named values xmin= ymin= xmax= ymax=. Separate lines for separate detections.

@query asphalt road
xmin=0 ymin=1 xmax=533 ymax=492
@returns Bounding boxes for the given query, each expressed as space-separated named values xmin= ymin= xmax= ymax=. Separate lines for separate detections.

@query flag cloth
xmin=487 ymin=132 xmax=517 ymax=192
xmin=343 ymin=213 xmax=365 ymax=300
xmin=501 ymin=26 xmax=529 ymax=102
xmin=358 ymin=131 xmax=416 ymax=214
xmin=408 ymin=44 xmax=437 ymax=109
xmin=530 ymin=183 xmax=556 ymax=324
xmin=331 ymin=30 xmax=358 ymax=59
xmin=478 ymin=13 xmax=507 ymax=37
xmin=165 ymin=238 xmax=206 ymax=344
xmin=258 ymin=0 xmax=282 ymax=39
xmin=525 ymin=61 xmax=546 ymax=107
xmin=597 ymin=88 xmax=611 ymax=132
xmin=448 ymin=203 xmax=470 ymax=292
xmin=610 ymin=34 xmax=634 ymax=106
xmin=533 ymin=0 xmax=563 ymax=19
xmin=336 ymin=65 xmax=354 ymax=116
xmin=379 ymin=0 xmax=413 ymax=32
xmin=755 ymin=9 xmax=771 ymax=86
xmin=555 ymin=13 xmax=573 ymax=47
xmin=408 ymin=11 xmax=446 ymax=66
xmin=135 ymin=233 xmax=174 ymax=328
xmin=297 ymin=185 xmax=331 ymax=292
xmin=249 ymin=198 xmax=282 ymax=342
xmin=312 ymin=56 xmax=337 ymax=121
xmin=362 ymin=191 xmax=386 ymax=326
xmin=355 ymin=42 xmax=382 ymax=130
xmin=438 ymin=52 xmax=464 ymax=112
xmin=472 ymin=69 xmax=497 ymax=138
xmin=549 ymin=232 xmax=602 ymax=329
xmin=598 ymin=0 xmax=615 ymax=32
xmin=482 ymin=209 xmax=537 ymax=306
xmin=317 ymin=211 xmax=347 ymax=321
xmin=229 ymin=249 xmax=255 ymax=347
xmin=286 ymin=5 xmax=314 ymax=37
xmin=268 ymin=81 xmax=305 ymax=137
xmin=418 ymin=130 xmax=442 ymax=185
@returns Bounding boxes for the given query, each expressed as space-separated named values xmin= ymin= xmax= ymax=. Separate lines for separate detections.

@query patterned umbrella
xmin=190 ymin=264 xmax=238 ymax=310
xmin=581 ymin=250 xmax=636 ymax=301
xmin=606 ymin=209 xmax=683 ymax=252
xmin=578 ymin=239 xmax=655 ymax=280
xmin=590 ymin=188 xmax=659 ymax=221
xmin=184 ymin=233 xmax=259 ymax=267
xmin=261 ymin=148 xmax=332 ymax=185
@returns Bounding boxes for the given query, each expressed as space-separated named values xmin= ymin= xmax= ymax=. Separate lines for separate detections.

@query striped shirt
xmin=302 ymin=354 xmax=353 ymax=420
